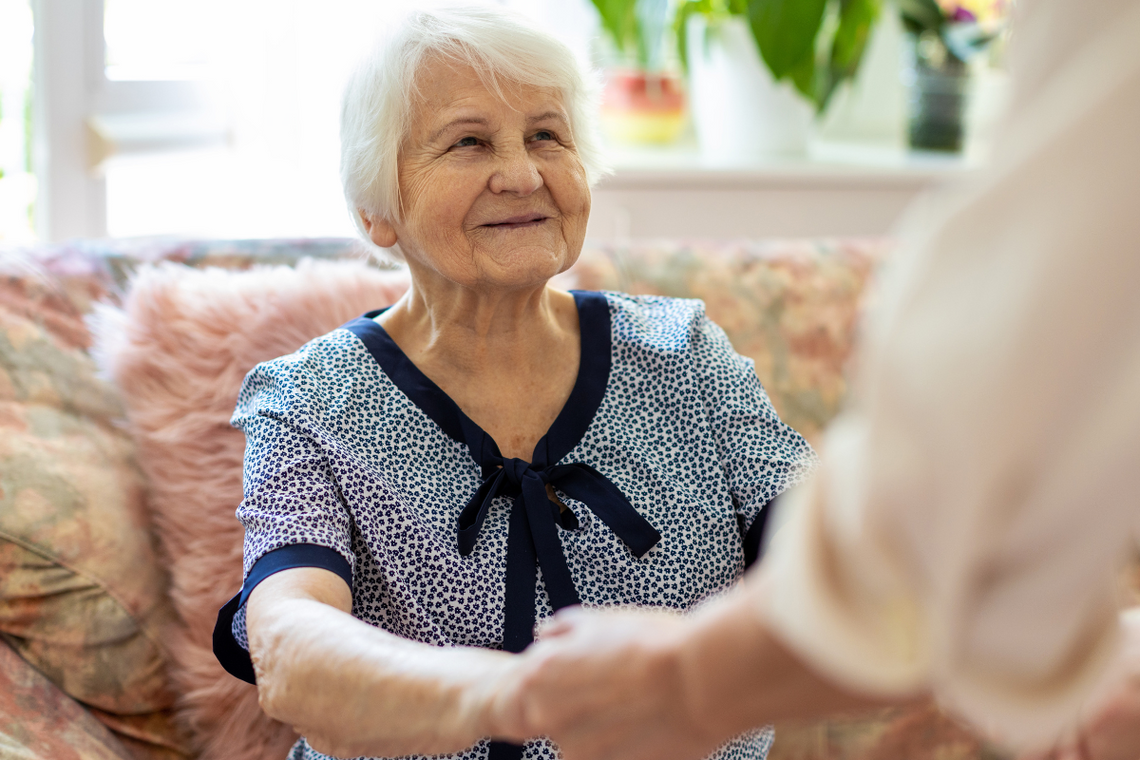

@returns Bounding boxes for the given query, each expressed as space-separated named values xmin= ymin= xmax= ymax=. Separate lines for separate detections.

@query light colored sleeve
xmin=760 ymin=0 xmax=1140 ymax=750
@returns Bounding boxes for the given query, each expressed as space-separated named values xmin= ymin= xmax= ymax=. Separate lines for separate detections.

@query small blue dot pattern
xmin=230 ymin=292 xmax=816 ymax=760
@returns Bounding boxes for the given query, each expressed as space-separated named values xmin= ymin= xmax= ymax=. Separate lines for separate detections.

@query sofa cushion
xmin=90 ymin=258 xmax=410 ymax=760
xmin=570 ymin=239 xmax=889 ymax=443
xmin=0 ymin=638 xmax=135 ymax=760
xmin=0 ymin=264 xmax=189 ymax=758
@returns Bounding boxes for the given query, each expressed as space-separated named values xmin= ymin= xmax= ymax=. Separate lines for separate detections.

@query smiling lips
xmin=482 ymin=214 xmax=550 ymax=229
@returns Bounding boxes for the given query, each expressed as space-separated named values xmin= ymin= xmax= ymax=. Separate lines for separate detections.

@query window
xmin=14 ymin=0 xmax=1004 ymax=243
xmin=21 ymin=0 xmax=596 ymax=242
xmin=0 ymin=0 xmax=34 ymax=244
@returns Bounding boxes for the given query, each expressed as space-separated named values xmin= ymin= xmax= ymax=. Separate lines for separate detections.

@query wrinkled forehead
xmin=405 ymin=52 xmax=567 ymax=131
xmin=414 ymin=53 xmax=565 ymax=109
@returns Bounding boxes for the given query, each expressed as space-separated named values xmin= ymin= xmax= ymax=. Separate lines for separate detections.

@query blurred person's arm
xmin=490 ymin=576 xmax=898 ymax=760
xmin=758 ymin=0 xmax=1140 ymax=748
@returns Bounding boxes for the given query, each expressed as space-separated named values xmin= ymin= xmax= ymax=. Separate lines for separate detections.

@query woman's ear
xmin=359 ymin=210 xmax=398 ymax=249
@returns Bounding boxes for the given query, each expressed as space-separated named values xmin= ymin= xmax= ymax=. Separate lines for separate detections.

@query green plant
xmin=675 ymin=0 xmax=882 ymax=114
xmin=590 ymin=0 xmax=673 ymax=71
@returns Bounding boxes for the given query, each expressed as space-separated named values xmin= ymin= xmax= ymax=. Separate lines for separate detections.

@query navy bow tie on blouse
xmin=456 ymin=415 xmax=661 ymax=652
xmin=453 ymin=416 xmax=661 ymax=760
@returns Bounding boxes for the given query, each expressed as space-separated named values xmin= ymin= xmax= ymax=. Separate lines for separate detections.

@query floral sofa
xmin=0 ymin=235 xmax=997 ymax=760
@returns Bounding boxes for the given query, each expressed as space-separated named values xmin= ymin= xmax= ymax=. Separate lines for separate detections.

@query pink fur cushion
xmin=90 ymin=259 xmax=409 ymax=760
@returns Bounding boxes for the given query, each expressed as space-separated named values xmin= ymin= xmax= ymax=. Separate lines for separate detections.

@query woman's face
xmin=369 ymin=57 xmax=591 ymax=291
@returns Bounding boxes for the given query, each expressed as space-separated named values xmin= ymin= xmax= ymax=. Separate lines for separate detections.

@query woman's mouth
xmin=482 ymin=214 xmax=549 ymax=229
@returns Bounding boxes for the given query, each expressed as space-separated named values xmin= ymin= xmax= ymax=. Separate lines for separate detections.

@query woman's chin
xmin=468 ymin=242 xmax=578 ymax=290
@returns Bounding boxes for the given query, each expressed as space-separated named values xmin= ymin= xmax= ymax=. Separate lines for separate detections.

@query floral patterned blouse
xmin=214 ymin=291 xmax=816 ymax=760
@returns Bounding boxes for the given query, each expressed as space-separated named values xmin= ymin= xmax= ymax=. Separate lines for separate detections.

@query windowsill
xmin=598 ymin=138 xmax=982 ymax=190
xmin=585 ymin=137 xmax=986 ymax=238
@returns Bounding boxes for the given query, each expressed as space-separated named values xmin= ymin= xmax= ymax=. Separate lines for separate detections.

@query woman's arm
xmin=246 ymin=567 xmax=517 ymax=758
xmin=491 ymin=573 xmax=894 ymax=760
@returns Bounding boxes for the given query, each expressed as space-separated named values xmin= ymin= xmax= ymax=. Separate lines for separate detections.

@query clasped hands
xmin=431 ymin=578 xmax=849 ymax=760
xmin=482 ymin=605 xmax=729 ymax=760
xmin=282 ymin=573 xmax=1140 ymax=760
xmin=433 ymin=600 xmax=1140 ymax=760
xmin=293 ymin=579 xmax=880 ymax=760
xmin=485 ymin=605 xmax=1140 ymax=760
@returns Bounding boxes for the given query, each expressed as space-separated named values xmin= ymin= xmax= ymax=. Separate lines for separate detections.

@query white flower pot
xmin=686 ymin=16 xmax=813 ymax=163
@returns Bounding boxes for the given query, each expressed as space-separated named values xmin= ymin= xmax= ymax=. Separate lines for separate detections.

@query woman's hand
xmin=492 ymin=577 xmax=883 ymax=760
xmin=248 ymin=567 xmax=523 ymax=758
xmin=489 ymin=605 xmax=726 ymax=760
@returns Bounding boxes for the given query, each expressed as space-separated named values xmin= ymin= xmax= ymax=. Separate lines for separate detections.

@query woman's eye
xmin=532 ymin=130 xmax=555 ymax=142
xmin=453 ymin=136 xmax=478 ymax=148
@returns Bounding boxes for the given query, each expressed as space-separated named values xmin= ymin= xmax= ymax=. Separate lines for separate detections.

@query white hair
xmin=340 ymin=4 xmax=609 ymax=256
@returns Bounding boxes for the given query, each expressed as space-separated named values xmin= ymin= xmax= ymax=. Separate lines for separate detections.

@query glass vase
xmin=903 ymin=32 xmax=970 ymax=152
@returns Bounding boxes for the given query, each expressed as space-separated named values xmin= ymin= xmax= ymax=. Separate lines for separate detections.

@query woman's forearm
xmin=246 ymin=568 xmax=515 ymax=758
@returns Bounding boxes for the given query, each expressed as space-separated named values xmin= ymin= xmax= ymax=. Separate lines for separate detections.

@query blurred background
xmin=0 ymin=0 xmax=1012 ymax=246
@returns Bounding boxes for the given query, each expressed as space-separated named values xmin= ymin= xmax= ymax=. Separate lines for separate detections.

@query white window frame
xmin=31 ymin=0 xmax=224 ymax=240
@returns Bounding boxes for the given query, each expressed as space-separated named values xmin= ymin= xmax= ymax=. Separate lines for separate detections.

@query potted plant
xmin=897 ymin=0 xmax=1009 ymax=151
xmin=674 ymin=0 xmax=881 ymax=160
xmin=590 ymin=0 xmax=688 ymax=145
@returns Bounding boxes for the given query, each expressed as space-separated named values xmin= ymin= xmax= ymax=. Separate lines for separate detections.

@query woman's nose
xmin=488 ymin=145 xmax=542 ymax=196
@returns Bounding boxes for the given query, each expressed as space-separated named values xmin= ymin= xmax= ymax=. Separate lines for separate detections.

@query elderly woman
xmin=212 ymin=5 xmax=814 ymax=760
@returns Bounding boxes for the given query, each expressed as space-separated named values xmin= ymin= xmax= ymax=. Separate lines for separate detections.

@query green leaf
xmin=895 ymin=0 xmax=943 ymax=33
xmin=674 ymin=0 xmax=701 ymax=73
xmin=832 ymin=0 xmax=879 ymax=74
xmin=592 ymin=0 xmax=675 ymax=70
xmin=590 ymin=0 xmax=640 ymax=59
xmin=817 ymin=0 xmax=880 ymax=111
xmin=788 ymin=48 xmax=817 ymax=103
xmin=680 ymin=0 xmax=880 ymax=114
xmin=674 ymin=0 xmax=736 ymax=73
xmin=746 ymin=0 xmax=828 ymax=79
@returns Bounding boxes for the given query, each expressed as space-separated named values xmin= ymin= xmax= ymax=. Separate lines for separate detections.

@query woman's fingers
xmin=534 ymin=605 xmax=587 ymax=639
xmin=504 ymin=606 xmax=725 ymax=760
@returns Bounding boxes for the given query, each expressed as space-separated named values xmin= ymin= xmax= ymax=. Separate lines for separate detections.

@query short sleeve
xmin=232 ymin=355 xmax=356 ymax=576
xmin=213 ymin=350 xmax=357 ymax=683
xmin=689 ymin=313 xmax=818 ymax=558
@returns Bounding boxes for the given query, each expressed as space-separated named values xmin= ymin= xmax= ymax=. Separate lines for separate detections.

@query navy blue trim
xmin=342 ymin=290 xmax=612 ymax=461
xmin=534 ymin=291 xmax=611 ymax=465
xmin=742 ymin=489 xmax=794 ymax=569
xmin=342 ymin=291 xmax=659 ymax=667
xmin=344 ymin=312 xmax=467 ymax=443
xmin=488 ymin=741 xmax=526 ymax=760
xmin=213 ymin=544 xmax=352 ymax=684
